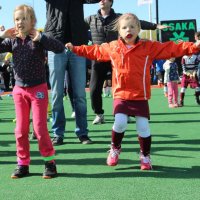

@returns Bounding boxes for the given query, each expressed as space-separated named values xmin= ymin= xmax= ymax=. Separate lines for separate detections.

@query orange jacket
xmin=73 ymin=39 xmax=199 ymax=100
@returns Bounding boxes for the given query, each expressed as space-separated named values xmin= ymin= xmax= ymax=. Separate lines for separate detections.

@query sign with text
xmin=160 ymin=19 xmax=197 ymax=42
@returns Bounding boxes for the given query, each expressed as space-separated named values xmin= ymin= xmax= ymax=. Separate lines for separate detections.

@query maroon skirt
xmin=181 ymin=74 xmax=199 ymax=89
xmin=113 ymin=99 xmax=150 ymax=119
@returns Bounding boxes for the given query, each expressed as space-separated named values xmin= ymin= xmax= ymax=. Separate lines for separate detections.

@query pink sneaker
xmin=107 ymin=147 xmax=121 ymax=166
xmin=140 ymin=154 xmax=152 ymax=170
xmin=169 ymin=104 xmax=175 ymax=108
xmin=174 ymin=103 xmax=178 ymax=108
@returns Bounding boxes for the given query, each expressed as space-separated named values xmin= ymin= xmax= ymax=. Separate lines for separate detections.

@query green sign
xmin=160 ymin=19 xmax=197 ymax=42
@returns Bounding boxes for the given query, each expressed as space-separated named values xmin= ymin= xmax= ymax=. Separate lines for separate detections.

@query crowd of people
xmin=0 ymin=0 xmax=200 ymax=179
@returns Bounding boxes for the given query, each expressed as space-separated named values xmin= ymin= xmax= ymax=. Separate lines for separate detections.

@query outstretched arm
xmin=140 ymin=20 xmax=170 ymax=30
xmin=65 ymin=42 xmax=111 ymax=62
xmin=150 ymin=40 xmax=200 ymax=60
xmin=83 ymin=0 xmax=101 ymax=4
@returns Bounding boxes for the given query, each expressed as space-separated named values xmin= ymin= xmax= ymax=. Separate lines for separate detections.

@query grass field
xmin=0 ymin=87 xmax=200 ymax=200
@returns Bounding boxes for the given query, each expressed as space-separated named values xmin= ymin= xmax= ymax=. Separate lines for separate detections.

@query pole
xmin=155 ymin=0 xmax=159 ymax=41
xmin=149 ymin=3 xmax=152 ymax=40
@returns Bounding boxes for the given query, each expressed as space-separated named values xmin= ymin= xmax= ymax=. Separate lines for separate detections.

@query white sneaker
xmin=71 ymin=112 xmax=75 ymax=118
xmin=92 ymin=114 xmax=105 ymax=124
xmin=128 ymin=116 xmax=132 ymax=123
xmin=140 ymin=153 xmax=152 ymax=170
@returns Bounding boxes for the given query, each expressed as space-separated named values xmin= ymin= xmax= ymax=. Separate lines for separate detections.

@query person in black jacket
xmin=44 ymin=0 xmax=101 ymax=145
xmin=1 ymin=60 xmax=11 ymax=91
xmin=85 ymin=0 xmax=169 ymax=125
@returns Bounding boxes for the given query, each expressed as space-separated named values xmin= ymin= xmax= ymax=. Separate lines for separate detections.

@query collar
xmin=97 ymin=8 xmax=115 ymax=19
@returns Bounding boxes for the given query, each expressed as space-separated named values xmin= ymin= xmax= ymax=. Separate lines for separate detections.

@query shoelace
xmin=108 ymin=148 xmax=120 ymax=158
xmin=140 ymin=155 xmax=151 ymax=164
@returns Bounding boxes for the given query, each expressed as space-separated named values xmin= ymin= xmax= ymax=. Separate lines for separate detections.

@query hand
xmin=195 ymin=40 xmax=200 ymax=48
xmin=0 ymin=25 xmax=5 ymax=31
xmin=176 ymin=39 xmax=184 ymax=44
xmin=0 ymin=28 xmax=18 ymax=39
xmin=65 ymin=43 xmax=74 ymax=51
xmin=156 ymin=24 xmax=171 ymax=30
xmin=193 ymin=71 xmax=197 ymax=78
xmin=29 ymin=29 xmax=41 ymax=42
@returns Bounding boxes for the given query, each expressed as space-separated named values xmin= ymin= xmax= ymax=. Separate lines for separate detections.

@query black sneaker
xmin=196 ymin=97 xmax=200 ymax=105
xmin=179 ymin=101 xmax=184 ymax=107
xmin=52 ymin=137 xmax=63 ymax=146
xmin=11 ymin=165 xmax=29 ymax=179
xmin=43 ymin=162 xmax=57 ymax=179
xmin=78 ymin=135 xmax=93 ymax=144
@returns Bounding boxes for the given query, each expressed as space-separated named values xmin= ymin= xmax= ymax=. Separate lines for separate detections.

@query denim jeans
xmin=48 ymin=49 xmax=88 ymax=138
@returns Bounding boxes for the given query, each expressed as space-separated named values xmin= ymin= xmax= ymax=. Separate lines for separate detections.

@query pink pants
xmin=167 ymin=82 xmax=178 ymax=104
xmin=13 ymin=83 xmax=55 ymax=165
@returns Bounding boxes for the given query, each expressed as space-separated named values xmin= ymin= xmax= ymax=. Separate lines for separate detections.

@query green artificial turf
xmin=0 ymin=88 xmax=200 ymax=200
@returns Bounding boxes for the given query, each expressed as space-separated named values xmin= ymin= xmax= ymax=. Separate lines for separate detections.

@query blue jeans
xmin=48 ymin=49 xmax=88 ymax=138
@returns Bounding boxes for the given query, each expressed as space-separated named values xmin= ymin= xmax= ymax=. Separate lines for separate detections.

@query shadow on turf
xmin=52 ymin=165 xmax=200 ymax=179
xmin=150 ymin=119 xmax=200 ymax=123
xmin=0 ymin=118 xmax=15 ymax=123
xmin=7 ymin=166 xmax=200 ymax=179
xmin=151 ymin=111 xmax=200 ymax=115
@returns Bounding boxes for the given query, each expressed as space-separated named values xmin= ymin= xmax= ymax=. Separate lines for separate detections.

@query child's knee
xmin=113 ymin=113 xmax=128 ymax=133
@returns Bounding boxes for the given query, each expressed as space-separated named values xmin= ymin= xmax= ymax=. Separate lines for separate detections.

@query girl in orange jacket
xmin=66 ymin=13 xmax=200 ymax=170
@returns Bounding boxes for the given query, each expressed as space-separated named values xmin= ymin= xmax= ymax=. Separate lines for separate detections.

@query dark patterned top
xmin=0 ymin=34 xmax=64 ymax=87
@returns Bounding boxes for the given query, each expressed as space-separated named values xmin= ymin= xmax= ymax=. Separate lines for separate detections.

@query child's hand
xmin=65 ymin=43 xmax=74 ymax=51
xmin=29 ymin=29 xmax=41 ymax=42
xmin=195 ymin=40 xmax=200 ymax=48
xmin=0 ymin=28 xmax=18 ymax=39
xmin=176 ymin=39 xmax=184 ymax=43
xmin=0 ymin=25 xmax=5 ymax=31
xmin=193 ymin=71 xmax=197 ymax=79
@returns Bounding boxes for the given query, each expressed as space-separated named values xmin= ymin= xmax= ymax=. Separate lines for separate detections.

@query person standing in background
xmin=163 ymin=58 xmax=180 ymax=108
xmin=44 ymin=0 xmax=101 ymax=145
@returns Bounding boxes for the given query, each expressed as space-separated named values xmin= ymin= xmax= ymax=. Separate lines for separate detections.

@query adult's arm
xmin=84 ymin=16 xmax=91 ymax=30
xmin=83 ymin=0 xmax=101 ymax=4
xmin=44 ymin=0 xmax=100 ymax=3
xmin=140 ymin=20 xmax=169 ymax=30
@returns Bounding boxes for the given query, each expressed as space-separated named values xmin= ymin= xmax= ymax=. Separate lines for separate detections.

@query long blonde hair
xmin=14 ymin=4 xmax=37 ymax=28
xmin=113 ymin=13 xmax=141 ymax=33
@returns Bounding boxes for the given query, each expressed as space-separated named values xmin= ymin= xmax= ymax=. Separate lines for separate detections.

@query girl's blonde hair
xmin=14 ymin=4 xmax=37 ymax=28
xmin=113 ymin=13 xmax=141 ymax=32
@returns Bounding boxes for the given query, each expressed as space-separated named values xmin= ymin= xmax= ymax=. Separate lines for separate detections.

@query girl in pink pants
xmin=163 ymin=58 xmax=180 ymax=108
xmin=0 ymin=4 xmax=64 ymax=178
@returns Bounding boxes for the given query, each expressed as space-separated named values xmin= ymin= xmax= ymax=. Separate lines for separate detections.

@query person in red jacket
xmin=66 ymin=13 xmax=200 ymax=170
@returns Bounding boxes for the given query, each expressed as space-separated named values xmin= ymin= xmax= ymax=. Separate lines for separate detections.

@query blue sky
xmin=0 ymin=0 xmax=200 ymax=30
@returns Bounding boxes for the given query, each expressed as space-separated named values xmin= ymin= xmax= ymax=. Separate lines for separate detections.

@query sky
xmin=0 ymin=0 xmax=200 ymax=30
